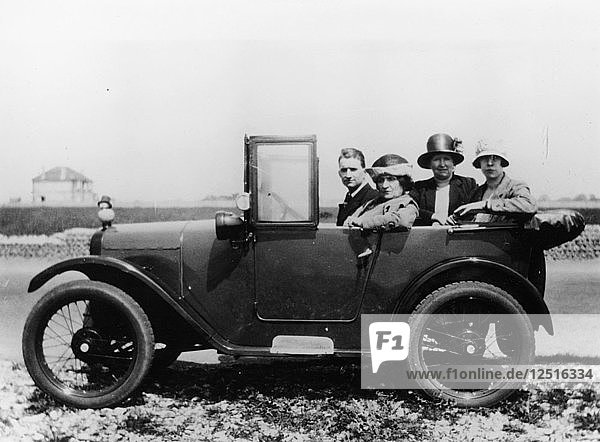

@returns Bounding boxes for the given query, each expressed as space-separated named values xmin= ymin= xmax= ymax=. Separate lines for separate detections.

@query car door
xmin=248 ymin=135 xmax=372 ymax=321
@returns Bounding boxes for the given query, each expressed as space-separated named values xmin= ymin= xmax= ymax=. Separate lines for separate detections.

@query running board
xmin=270 ymin=335 xmax=334 ymax=355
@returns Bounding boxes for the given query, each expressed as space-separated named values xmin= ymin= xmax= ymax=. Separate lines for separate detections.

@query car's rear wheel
xmin=22 ymin=280 xmax=155 ymax=409
xmin=408 ymin=281 xmax=535 ymax=407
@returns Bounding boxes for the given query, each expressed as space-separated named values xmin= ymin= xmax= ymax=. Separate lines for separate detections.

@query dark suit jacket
xmin=410 ymin=174 xmax=477 ymax=225
xmin=336 ymin=184 xmax=379 ymax=226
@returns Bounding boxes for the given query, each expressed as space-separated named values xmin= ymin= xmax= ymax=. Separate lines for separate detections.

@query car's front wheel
xmin=22 ymin=280 xmax=155 ymax=409
xmin=408 ymin=281 xmax=535 ymax=407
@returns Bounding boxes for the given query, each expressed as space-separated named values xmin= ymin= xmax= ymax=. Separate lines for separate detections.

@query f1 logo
xmin=368 ymin=322 xmax=410 ymax=373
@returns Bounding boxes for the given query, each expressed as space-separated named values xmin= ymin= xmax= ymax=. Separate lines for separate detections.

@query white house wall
xmin=32 ymin=181 xmax=96 ymax=204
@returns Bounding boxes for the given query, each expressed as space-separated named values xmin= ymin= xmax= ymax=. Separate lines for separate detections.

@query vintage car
xmin=22 ymin=135 xmax=583 ymax=409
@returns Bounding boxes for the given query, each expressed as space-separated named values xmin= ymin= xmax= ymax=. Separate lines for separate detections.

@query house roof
xmin=32 ymin=167 xmax=92 ymax=182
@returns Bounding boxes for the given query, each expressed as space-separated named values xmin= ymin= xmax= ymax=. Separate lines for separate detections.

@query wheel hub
xmin=71 ymin=328 xmax=104 ymax=361
xmin=458 ymin=330 xmax=485 ymax=357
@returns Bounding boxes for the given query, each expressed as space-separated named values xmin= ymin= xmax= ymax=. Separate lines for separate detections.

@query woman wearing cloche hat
xmin=451 ymin=141 xmax=537 ymax=224
xmin=410 ymin=133 xmax=477 ymax=225
xmin=344 ymin=154 xmax=419 ymax=230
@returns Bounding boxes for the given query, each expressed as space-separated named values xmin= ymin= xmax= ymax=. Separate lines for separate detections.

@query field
xmin=1 ymin=205 xmax=599 ymax=235
xmin=0 ymin=206 xmax=235 ymax=235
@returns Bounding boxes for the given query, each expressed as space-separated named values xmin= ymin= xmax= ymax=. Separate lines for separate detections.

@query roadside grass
xmin=0 ymin=206 xmax=235 ymax=235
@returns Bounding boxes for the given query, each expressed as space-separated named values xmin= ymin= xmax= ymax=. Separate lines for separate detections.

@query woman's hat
xmin=472 ymin=144 xmax=509 ymax=168
xmin=367 ymin=154 xmax=413 ymax=178
xmin=417 ymin=133 xmax=464 ymax=169
xmin=97 ymin=195 xmax=113 ymax=208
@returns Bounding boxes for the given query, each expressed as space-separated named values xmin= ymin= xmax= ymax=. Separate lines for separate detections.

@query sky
xmin=1 ymin=0 xmax=599 ymax=206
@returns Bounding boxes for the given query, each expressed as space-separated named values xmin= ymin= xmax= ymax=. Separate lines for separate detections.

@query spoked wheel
xmin=22 ymin=280 xmax=154 ymax=409
xmin=408 ymin=281 xmax=535 ymax=407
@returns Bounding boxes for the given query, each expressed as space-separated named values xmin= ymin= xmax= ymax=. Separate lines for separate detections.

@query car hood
xmin=102 ymin=221 xmax=190 ymax=250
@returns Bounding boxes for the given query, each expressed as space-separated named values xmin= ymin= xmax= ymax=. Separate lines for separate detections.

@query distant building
xmin=32 ymin=167 xmax=97 ymax=205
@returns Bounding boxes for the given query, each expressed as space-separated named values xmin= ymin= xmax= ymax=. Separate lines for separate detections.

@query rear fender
xmin=396 ymin=257 xmax=554 ymax=335
xmin=28 ymin=256 xmax=216 ymax=346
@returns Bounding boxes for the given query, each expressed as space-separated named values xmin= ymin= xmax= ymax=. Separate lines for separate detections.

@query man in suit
xmin=336 ymin=148 xmax=379 ymax=226
xmin=410 ymin=133 xmax=477 ymax=225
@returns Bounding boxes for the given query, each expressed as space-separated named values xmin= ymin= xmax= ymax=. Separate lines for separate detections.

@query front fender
xmin=29 ymin=256 xmax=167 ymax=294
xmin=27 ymin=256 xmax=219 ymax=340
xmin=397 ymin=257 xmax=554 ymax=335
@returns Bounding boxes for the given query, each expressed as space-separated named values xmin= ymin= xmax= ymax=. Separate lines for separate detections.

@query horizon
xmin=3 ymin=194 xmax=600 ymax=210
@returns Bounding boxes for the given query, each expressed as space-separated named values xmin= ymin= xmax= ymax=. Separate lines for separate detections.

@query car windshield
xmin=256 ymin=144 xmax=311 ymax=222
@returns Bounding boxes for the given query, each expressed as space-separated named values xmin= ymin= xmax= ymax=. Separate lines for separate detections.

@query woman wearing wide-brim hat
xmin=452 ymin=143 xmax=537 ymax=224
xmin=410 ymin=133 xmax=477 ymax=226
xmin=345 ymin=154 xmax=419 ymax=230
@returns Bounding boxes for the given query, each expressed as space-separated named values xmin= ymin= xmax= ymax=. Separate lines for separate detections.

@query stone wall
xmin=0 ymin=228 xmax=96 ymax=259
xmin=544 ymin=224 xmax=600 ymax=261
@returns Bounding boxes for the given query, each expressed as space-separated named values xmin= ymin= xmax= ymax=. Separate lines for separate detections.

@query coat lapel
xmin=493 ymin=174 xmax=511 ymax=198
xmin=448 ymin=176 xmax=462 ymax=208
xmin=423 ymin=178 xmax=436 ymax=212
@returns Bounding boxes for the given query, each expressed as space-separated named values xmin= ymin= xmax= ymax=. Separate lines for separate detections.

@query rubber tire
xmin=22 ymin=280 xmax=155 ymax=409
xmin=408 ymin=281 xmax=535 ymax=408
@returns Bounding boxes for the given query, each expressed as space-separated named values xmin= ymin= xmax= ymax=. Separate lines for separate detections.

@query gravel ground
xmin=2 ymin=359 xmax=600 ymax=441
